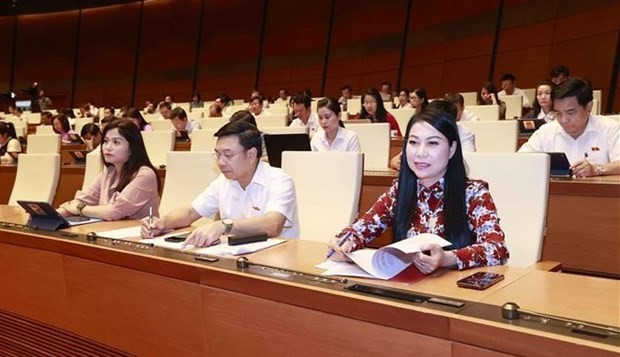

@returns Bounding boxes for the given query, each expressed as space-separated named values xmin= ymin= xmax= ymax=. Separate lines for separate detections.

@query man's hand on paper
xmin=181 ymin=222 xmax=224 ymax=248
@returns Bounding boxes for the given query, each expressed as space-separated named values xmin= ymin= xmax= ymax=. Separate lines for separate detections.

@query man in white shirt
xmin=289 ymin=94 xmax=319 ymax=137
xmin=170 ymin=107 xmax=201 ymax=134
xmin=498 ymin=73 xmax=531 ymax=108
xmin=158 ymin=101 xmax=172 ymax=120
xmin=444 ymin=92 xmax=480 ymax=122
xmin=141 ymin=120 xmax=300 ymax=247
xmin=519 ymin=78 xmax=619 ymax=177
xmin=379 ymin=81 xmax=393 ymax=102
xmin=249 ymin=95 xmax=272 ymax=117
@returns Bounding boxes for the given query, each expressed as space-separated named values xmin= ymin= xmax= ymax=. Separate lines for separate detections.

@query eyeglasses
xmin=213 ymin=150 xmax=245 ymax=161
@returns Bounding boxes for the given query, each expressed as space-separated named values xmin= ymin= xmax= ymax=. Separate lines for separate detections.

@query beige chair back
xmin=346 ymin=123 xmax=390 ymax=169
xmin=26 ymin=134 xmax=61 ymax=154
xmin=9 ymin=153 xmax=61 ymax=206
xmin=141 ymin=131 xmax=175 ymax=167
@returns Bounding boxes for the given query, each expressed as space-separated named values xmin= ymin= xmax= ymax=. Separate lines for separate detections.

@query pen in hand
xmin=326 ymin=232 xmax=352 ymax=259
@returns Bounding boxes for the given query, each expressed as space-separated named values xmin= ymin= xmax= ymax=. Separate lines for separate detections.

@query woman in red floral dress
xmin=328 ymin=108 xmax=509 ymax=274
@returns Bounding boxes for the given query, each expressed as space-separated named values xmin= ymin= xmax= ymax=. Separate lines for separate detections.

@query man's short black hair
xmin=552 ymin=77 xmax=593 ymax=107
xmin=214 ymin=120 xmax=262 ymax=158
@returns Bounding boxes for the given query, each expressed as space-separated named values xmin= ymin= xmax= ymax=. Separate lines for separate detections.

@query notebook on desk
xmin=17 ymin=200 xmax=101 ymax=231
xmin=264 ymin=133 xmax=311 ymax=168
xmin=547 ymin=152 xmax=572 ymax=178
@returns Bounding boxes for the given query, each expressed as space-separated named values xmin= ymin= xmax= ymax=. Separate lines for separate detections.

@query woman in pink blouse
xmin=328 ymin=108 xmax=509 ymax=273
xmin=58 ymin=119 xmax=160 ymax=220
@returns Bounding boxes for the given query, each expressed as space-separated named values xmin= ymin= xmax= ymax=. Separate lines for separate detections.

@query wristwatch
xmin=76 ymin=201 xmax=86 ymax=216
xmin=595 ymin=165 xmax=606 ymax=176
xmin=221 ymin=219 xmax=233 ymax=235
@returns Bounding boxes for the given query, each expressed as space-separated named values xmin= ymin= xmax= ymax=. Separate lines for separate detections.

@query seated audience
xmin=311 ymin=97 xmax=360 ymax=152
xmin=125 ymin=107 xmax=153 ymax=131
xmin=550 ymin=65 xmax=570 ymax=85
xmin=190 ymin=92 xmax=204 ymax=109
xmin=444 ymin=92 xmax=480 ymax=122
xmin=171 ymin=107 xmax=201 ymax=134
xmin=289 ymin=94 xmax=319 ymax=138
xmin=0 ymin=121 xmax=21 ymax=164
xmin=52 ymin=114 xmax=78 ymax=143
xmin=40 ymin=111 xmax=54 ymax=125
xmin=477 ymin=82 xmax=507 ymax=119
xmin=498 ymin=73 xmax=531 ymax=108
xmin=144 ymin=100 xmax=156 ymax=114
xmin=518 ymin=78 xmax=619 ymax=177
xmin=249 ymin=95 xmax=272 ymax=117
xmin=208 ymin=103 xmax=223 ymax=117
xmin=80 ymin=123 xmax=102 ymax=151
xmin=228 ymin=110 xmax=268 ymax=162
xmin=102 ymin=106 xmax=115 ymax=118
xmin=396 ymin=89 xmax=412 ymax=109
xmin=410 ymin=88 xmax=429 ymax=114
xmin=141 ymin=120 xmax=300 ymax=247
xmin=58 ymin=119 xmax=160 ymax=220
xmin=524 ymin=80 xmax=556 ymax=122
xmin=37 ymin=90 xmax=53 ymax=111
xmin=79 ymin=104 xmax=95 ymax=119
xmin=379 ymin=81 xmax=393 ymax=102
xmin=158 ymin=101 xmax=172 ymax=120
xmin=360 ymin=88 xmax=402 ymax=136
xmin=275 ymin=88 xmax=289 ymax=103
xmin=338 ymin=84 xmax=353 ymax=112
xmin=164 ymin=95 xmax=177 ymax=108
xmin=328 ymin=108 xmax=509 ymax=273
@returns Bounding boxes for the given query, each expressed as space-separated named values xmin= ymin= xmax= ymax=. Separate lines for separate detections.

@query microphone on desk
xmin=86 ymin=232 xmax=97 ymax=242
xmin=235 ymin=257 xmax=348 ymax=285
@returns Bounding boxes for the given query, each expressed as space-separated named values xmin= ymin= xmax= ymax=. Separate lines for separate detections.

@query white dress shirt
xmin=311 ymin=126 xmax=361 ymax=152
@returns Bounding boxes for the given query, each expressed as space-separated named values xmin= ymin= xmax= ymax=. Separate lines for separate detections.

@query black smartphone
xmin=164 ymin=232 xmax=190 ymax=243
xmin=456 ymin=272 xmax=504 ymax=290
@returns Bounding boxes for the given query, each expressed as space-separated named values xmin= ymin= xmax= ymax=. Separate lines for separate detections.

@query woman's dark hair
xmin=531 ymin=80 xmax=555 ymax=117
xmin=60 ymin=107 xmax=75 ymax=118
xmin=317 ymin=97 xmax=345 ymax=128
xmin=52 ymin=114 xmax=71 ymax=133
xmin=427 ymin=100 xmax=458 ymax=121
xmin=360 ymin=88 xmax=389 ymax=123
xmin=0 ymin=121 xmax=18 ymax=139
xmin=80 ymin=123 xmax=101 ymax=137
xmin=100 ymin=119 xmax=160 ymax=193
xmin=413 ymin=88 xmax=429 ymax=110
xmin=192 ymin=92 xmax=202 ymax=102
xmin=215 ymin=119 xmax=262 ymax=159
xmin=125 ymin=107 xmax=149 ymax=130
xmin=476 ymin=82 xmax=500 ymax=105
xmin=393 ymin=108 xmax=471 ymax=249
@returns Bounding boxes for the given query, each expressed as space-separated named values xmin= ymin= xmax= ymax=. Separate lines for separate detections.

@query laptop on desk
xmin=67 ymin=133 xmax=84 ymax=144
xmin=17 ymin=200 xmax=101 ymax=231
xmin=68 ymin=149 xmax=90 ymax=164
xmin=264 ymin=133 xmax=311 ymax=168
xmin=547 ymin=152 xmax=572 ymax=179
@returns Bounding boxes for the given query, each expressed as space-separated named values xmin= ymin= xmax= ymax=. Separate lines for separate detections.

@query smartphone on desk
xmin=456 ymin=272 xmax=504 ymax=290
xmin=164 ymin=232 xmax=190 ymax=243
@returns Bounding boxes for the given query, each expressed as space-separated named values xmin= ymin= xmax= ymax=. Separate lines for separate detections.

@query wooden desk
xmin=543 ymin=175 xmax=620 ymax=278
xmin=362 ymin=171 xmax=620 ymax=278
xmin=0 ymin=213 xmax=617 ymax=356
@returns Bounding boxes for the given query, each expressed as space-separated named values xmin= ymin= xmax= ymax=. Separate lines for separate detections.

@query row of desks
xmin=0 ymin=207 xmax=618 ymax=356
xmin=1 ymin=161 xmax=618 ymax=278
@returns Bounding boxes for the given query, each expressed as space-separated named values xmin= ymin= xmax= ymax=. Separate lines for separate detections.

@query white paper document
xmin=98 ymin=226 xmax=187 ymax=240
xmin=194 ymin=239 xmax=286 ymax=256
xmin=318 ymin=233 xmax=451 ymax=280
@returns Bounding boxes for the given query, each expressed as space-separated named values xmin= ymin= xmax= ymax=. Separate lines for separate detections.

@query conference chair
xmin=463 ymin=152 xmax=550 ymax=267
xmin=460 ymin=92 xmax=478 ymax=106
xmin=341 ymin=119 xmax=371 ymax=126
xmin=35 ymin=125 xmax=55 ymax=135
xmin=387 ymin=107 xmax=415 ymax=135
xmin=261 ymin=126 xmax=308 ymax=135
xmin=141 ymin=130 xmax=175 ymax=167
xmin=199 ymin=117 xmax=229 ymax=131
xmin=281 ymin=151 xmax=364 ymax=242
xmin=591 ymin=99 xmax=600 ymax=115
xmin=346 ymin=123 xmax=390 ymax=169
xmin=143 ymin=113 xmax=159 ymax=123
xmin=74 ymin=118 xmax=94 ymax=137
xmin=9 ymin=153 xmax=61 ymax=206
xmin=27 ymin=113 xmax=42 ymax=125
xmin=255 ymin=115 xmax=287 ymax=130
xmin=150 ymin=120 xmax=173 ymax=131
xmin=187 ymin=111 xmax=203 ymax=121
xmin=26 ymin=134 xmax=61 ymax=154
xmin=233 ymin=99 xmax=245 ymax=105
xmin=159 ymin=151 xmax=220 ymax=216
xmin=466 ymin=105 xmax=500 ymax=121
xmin=603 ymin=114 xmax=620 ymax=122
xmin=82 ymin=149 xmax=103 ymax=190
xmin=190 ymin=129 xmax=218 ymax=152
xmin=460 ymin=120 xmax=518 ymax=152
xmin=500 ymin=95 xmax=523 ymax=119
xmin=346 ymin=98 xmax=362 ymax=115
xmin=593 ymin=89 xmax=602 ymax=102
xmin=522 ymin=88 xmax=535 ymax=106
xmin=11 ymin=121 xmax=27 ymax=138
